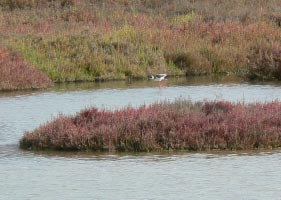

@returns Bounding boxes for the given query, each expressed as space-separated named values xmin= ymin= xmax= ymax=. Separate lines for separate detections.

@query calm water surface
xmin=1 ymin=77 xmax=281 ymax=200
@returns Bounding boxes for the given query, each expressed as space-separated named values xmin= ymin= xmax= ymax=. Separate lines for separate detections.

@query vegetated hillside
xmin=20 ymin=100 xmax=281 ymax=152
xmin=0 ymin=0 xmax=281 ymax=85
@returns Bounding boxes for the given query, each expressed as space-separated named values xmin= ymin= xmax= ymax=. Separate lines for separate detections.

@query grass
xmin=1 ymin=0 xmax=281 ymax=90
xmin=20 ymin=100 xmax=281 ymax=152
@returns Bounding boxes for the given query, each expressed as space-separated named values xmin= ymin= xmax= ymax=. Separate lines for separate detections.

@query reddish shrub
xmin=0 ymin=48 xmax=53 ymax=90
xmin=20 ymin=100 xmax=281 ymax=152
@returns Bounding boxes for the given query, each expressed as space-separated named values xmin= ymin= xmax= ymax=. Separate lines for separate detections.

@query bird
xmin=148 ymin=73 xmax=167 ymax=81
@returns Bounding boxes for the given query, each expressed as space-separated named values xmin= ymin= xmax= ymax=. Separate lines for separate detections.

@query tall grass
xmin=20 ymin=100 xmax=281 ymax=152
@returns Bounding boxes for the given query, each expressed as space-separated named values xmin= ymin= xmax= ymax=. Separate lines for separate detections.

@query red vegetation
xmin=0 ymin=48 xmax=53 ymax=90
xmin=20 ymin=100 xmax=281 ymax=152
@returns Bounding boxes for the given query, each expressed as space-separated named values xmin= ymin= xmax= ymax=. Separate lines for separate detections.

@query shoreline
xmin=0 ymin=73 xmax=238 ymax=92
xmin=19 ymin=145 xmax=281 ymax=157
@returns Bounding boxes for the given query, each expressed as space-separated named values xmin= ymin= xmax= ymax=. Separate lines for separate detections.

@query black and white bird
xmin=148 ymin=74 xmax=167 ymax=81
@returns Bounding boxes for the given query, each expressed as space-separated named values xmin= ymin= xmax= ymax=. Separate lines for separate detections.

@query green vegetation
xmin=1 ymin=0 xmax=281 ymax=89
xmin=8 ymin=26 xmax=168 ymax=82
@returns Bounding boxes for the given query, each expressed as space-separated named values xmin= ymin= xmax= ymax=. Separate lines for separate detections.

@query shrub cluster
xmin=20 ymin=100 xmax=281 ymax=152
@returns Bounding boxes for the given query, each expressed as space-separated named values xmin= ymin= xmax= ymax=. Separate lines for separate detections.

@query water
xmin=1 ymin=77 xmax=281 ymax=200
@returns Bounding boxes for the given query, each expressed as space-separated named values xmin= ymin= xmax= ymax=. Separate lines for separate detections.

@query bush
xmin=20 ymin=100 xmax=281 ymax=152
xmin=60 ymin=0 xmax=80 ymax=8
xmin=164 ymin=51 xmax=211 ymax=75
xmin=0 ymin=0 xmax=80 ymax=10
xmin=0 ymin=0 xmax=40 ymax=9
xmin=0 ymin=48 xmax=53 ymax=90
xmin=247 ymin=41 xmax=281 ymax=80
xmin=265 ymin=13 xmax=281 ymax=27
xmin=164 ymin=51 xmax=193 ymax=70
